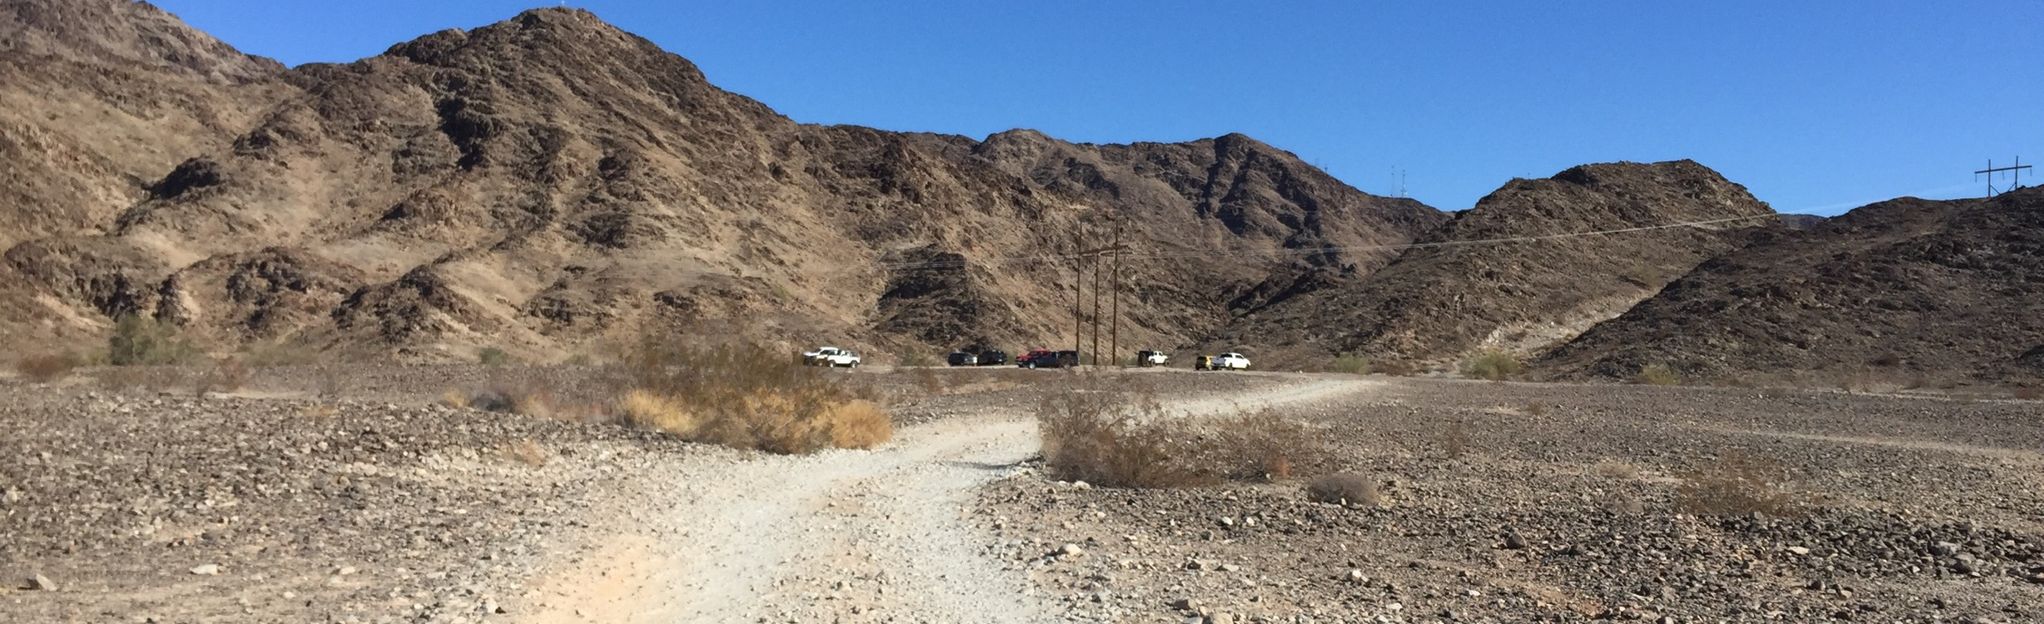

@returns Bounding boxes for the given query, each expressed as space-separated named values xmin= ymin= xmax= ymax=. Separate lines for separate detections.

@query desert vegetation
xmin=106 ymin=314 xmax=197 ymax=366
xmin=1635 ymin=363 xmax=1680 ymax=385
xmin=13 ymin=352 xmax=81 ymax=383
xmin=1674 ymin=452 xmax=1805 ymax=517
xmin=1328 ymin=354 xmax=1370 ymax=375
xmin=1461 ymin=350 xmax=1523 ymax=381
xmin=1035 ymin=380 xmax=1327 ymax=488
xmin=614 ymin=340 xmax=891 ymax=454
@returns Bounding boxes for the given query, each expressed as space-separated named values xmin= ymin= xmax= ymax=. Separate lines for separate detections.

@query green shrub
xmin=107 ymin=315 xmax=197 ymax=366
xmin=478 ymin=347 xmax=512 ymax=366
xmin=1328 ymin=354 xmax=1369 ymax=375
xmin=1461 ymin=350 xmax=1522 ymax=381
xmin=1635 ymin=363 xmax=1680 ymax=386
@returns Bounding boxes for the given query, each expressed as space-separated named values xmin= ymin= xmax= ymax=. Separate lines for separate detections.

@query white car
xmin=1138 ymin=350 xmax=1170 ymax=367
xmin=803 ymin=347 xmax=862 ymax=368
xmin=1210 ymin=352 xmax=1251 ymax=371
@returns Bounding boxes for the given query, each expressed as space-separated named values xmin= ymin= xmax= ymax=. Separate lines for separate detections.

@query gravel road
xmin=510 ymin=373 xmax=1369 ymax=623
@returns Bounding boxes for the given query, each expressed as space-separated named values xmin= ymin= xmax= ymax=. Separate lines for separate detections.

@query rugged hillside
xmin=1542 ymin=187 xmax=2044 ymax=384
xmin=1210 ymin=160 xmax=1779 ymax=368
xmin=0 ymin=6 xmax=1442 ymax=360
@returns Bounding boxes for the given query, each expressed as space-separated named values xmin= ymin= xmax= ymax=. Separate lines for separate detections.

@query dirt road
xmin=513 ymin=375 xmax=1375 ymax=623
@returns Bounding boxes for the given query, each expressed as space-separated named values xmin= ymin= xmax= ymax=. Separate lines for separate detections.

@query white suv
xmin=1211 ymin=352 xmax=1251 ymax=371
xmin=803 ymin=347 xmax=862 ymax=368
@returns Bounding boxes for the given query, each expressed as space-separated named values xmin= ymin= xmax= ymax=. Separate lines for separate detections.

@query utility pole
xmin=1109 ymin=221 xmax=1122 ymax=368
xmin=1977 ymin=157 xmax=2032 ymax=197
xmin=1073 ymin=229 xmax=1084 ymax=359
xmin=1090 ymin=226 xmax=1103 ymax=367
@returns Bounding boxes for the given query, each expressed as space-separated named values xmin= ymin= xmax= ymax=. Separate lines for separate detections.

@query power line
xmin=868 ymin=213 xmax=1782 ymax=273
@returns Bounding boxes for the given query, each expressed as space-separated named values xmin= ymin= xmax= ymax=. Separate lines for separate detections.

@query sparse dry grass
xmin=1462 ymin=350 xmax=1523 ymax=381
xmin=614 ymin=339 xmax=893 ymax=454
xmin=1592 ymin=460 xmax=1640 ymax=480
xmin=1036 ymin=382 xmax=1328 ymax=488
xmin=499 ymin=439 xmax=548 ymax=467
xmin=1328 ymin=354 xmax=1369 ymax=375
xmin=1442 ymin=418 xmax=1470 ymax=460
xmin=1635 ymin=363 xmax=1679 ymax=386
xmin=1305 ymin=472 xmax=1381 ymax=507
xmin=15 ymin=352 xmax=80 ymax=383
xmin=192 ymin=357 xmax=250 ymax=396
xmin=1675 ymin=452 xmax=1805 ymax=517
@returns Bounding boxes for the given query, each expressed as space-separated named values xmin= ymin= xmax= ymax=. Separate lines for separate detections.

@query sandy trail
xmin=514 ymin=375 xmax=1375 ymax=623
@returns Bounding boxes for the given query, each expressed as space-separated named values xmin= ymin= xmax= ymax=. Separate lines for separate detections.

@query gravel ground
xmin=9 ymin=365 xmax=2039 ymax=623
xmin=983 ymin=377 xmax=2044 ymax=623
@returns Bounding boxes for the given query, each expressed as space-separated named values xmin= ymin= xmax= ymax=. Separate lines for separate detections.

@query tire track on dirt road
xmin=513 ymin=374 xmax=1375 ymax=623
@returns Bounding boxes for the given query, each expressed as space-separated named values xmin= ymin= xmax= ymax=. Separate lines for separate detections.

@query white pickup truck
xmin=1210 ymin=352 xmax=1251 ymax=371
xmin=803 ymin=346 xmax=862 ymax=368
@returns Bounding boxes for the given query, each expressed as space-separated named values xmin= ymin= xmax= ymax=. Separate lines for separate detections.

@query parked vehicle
xmin=946 ymin=351 xmax=979 ymax=366
xmin=802 ymin=346 xmax=862 ymax=368
xmin=1195 ymin=355 xmax=1213 ymax=371
xmin=1053 ymin=350 xmax=1082 ymax=367
xmin=1211 ymin=352 xmax=1251 ymax=371
xmin=976 ymin=349 xmax=1009 ymax=366
xmin=1137 ymin=350 xmax=1169 ymax=367
xmin=1016 ymin=349 xmax=1056 ymax=369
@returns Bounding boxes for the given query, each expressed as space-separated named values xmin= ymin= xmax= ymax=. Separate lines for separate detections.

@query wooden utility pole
xmin=1073 ymin=230 xmax=1084 ymax=358
xmin=1090 ymin=227 xmax=1103 ymax=367
xmin=1109 ymin=222 xmax=1122 ymax=368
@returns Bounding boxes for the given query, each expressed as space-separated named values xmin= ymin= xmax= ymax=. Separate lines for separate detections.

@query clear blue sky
xmin=154 ymin=1 xmax=2041 ymax=215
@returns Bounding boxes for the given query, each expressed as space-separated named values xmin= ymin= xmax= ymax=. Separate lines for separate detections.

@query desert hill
xmin=0 ymin=5 xmax=1443 ymax=360
xmin=1208 ymin=160 xmax=1780 ymax=368
xmin=1541 ymin=186 xmax=2044 ymax=384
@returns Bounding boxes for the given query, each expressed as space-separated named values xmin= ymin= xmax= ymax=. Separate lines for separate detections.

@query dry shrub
xmin=1328 ymin=354 xmax=1369 ymax=375
xmin=1525 ymin=402 xmax=1548 ymax=416
xmin=619 ymin=389 xmax=694 ymax=432
xmin=2014 ymin=386 xmax=2038 ymax=401
xmin=904 ymin=366 xmax=949 ymax=396
xmin=192 ymin=357 xmax=250 ymax=396
xmin=298 ymin=403 xmax=338 ymax=419
xmin=1462 ymin=351 xmax=1522 ymax=381
xmin=1675 ymin=452 xmax=1804 ymax=517
xmin=439 ymin=389 xmax=472 ymax=409
xmin=1212 ymin=410 xmax=1328 ymax=480
xmin=1036 ymin=383 xmax=1327 ymax=488
xmin=478 ymin=347 xmax=512 ymax=367
xmin=499 ymin=439 xmax=548 ymax=467
xmin=1635 ymin=363 xmax=1679 ymax=386
xmin=1442 ymin=419 xmax=1470 ymax=460
xmin=1306 ymin=472 xmax=1381 ymax=507
xmin=1037 ymin=386 xmax=1211 ymax=488
xmin=1371 ymin=359 xmax=1417 ymax=377
xmin=1592 ymin=460 xmax=1640 ymax=480
xmin=615 ymin=339 xmax=892 ymax=454
xmin=15 ymin=353 xmax=80 ymax=383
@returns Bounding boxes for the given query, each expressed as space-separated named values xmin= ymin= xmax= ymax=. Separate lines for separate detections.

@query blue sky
xmin=155 ymin=1 xmax=2041 ymax=215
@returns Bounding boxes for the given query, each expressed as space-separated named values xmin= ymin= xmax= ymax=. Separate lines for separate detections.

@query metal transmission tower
xmin=1976 ymin=157 xmax=2031 ymax=197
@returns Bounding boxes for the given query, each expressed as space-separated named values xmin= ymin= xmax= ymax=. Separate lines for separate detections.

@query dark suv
xmin=976 ymin=349 xmax=1009 ymax=366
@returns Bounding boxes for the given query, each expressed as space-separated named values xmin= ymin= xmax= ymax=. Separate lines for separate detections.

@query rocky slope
xmin=1541 ymin=186 xmax=2044 ymax=384
xmin=1209 ymin=160 xmax=1779 ymax=368
xmin=0 ymin=5 xmax=1443 ymax=360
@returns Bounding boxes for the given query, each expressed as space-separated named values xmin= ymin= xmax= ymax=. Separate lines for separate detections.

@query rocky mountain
xmin=1541 ymin=186 xmax=2044 ymax=385
xmin=1209 ymin=160 xmax=1780 ymax=368
xmin=0 ymin=5 xmax=1443 ymax=360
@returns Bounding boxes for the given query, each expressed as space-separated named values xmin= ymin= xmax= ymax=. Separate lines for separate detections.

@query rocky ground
xmin=982 ymin=378 xmax=2044 ymax=623
xmin=4 ymin=365 xmax=2040 ymax=623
